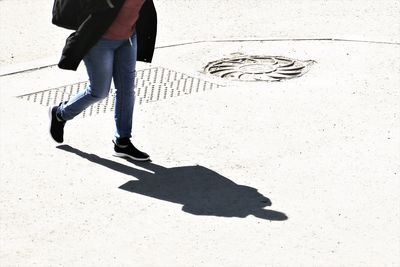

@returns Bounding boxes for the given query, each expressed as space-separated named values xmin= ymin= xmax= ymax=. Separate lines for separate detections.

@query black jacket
xmin=53 ymin=0 xmax=157 ymax=71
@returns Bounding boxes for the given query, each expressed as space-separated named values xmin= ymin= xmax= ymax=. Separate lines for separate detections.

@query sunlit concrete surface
xmin=0 ymin=1 xmax=399 ymax=266
xmin=0 ymin=0 xmax=399 ymax=65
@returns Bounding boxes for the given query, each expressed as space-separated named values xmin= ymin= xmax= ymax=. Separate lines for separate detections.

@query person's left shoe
xmin=48 ymin=103 xmax=66 ymax=143
xmin=113 ymin=138 xmax=150 ymax=161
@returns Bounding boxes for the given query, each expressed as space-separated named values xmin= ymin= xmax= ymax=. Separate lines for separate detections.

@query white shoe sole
xmin=113 ymin=152 xmax=150 ymax=161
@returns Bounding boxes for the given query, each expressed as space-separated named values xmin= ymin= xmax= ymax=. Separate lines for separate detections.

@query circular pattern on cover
xmin=204 ymin=54 xmax=315 ymax=81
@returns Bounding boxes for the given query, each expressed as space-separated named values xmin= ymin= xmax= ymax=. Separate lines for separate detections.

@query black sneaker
xmin=48 ymin=104 xmax=66 ymax=143
xmin=113 ymin=138 xmax=150 ymax=161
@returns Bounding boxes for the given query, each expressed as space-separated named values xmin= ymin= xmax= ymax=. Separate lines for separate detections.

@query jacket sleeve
xmin=136 ymin=0 xmax=157 ymax=63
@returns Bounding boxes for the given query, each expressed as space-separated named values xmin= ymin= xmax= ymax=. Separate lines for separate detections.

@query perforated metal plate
xmin=204 ymin=54 xmax=315 ymax=81
xmin=17 ymin=67 xmax=221 ymax=117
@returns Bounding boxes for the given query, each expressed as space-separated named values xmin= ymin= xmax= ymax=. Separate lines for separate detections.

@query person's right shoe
xmin=48 ymin=104 xmax=66 ymax=143
xmin=113 ymin=138 xmax=150 ymax=161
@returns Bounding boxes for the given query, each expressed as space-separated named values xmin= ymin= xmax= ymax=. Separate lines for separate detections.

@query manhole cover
xmin=204 ymin=54 xmax=315 ymax=81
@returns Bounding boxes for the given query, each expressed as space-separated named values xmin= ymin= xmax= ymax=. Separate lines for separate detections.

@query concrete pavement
xmin=1 ymin=1 xmax=400 ymax=266
xmin=1 ymin=0 xmax=400 ymax=65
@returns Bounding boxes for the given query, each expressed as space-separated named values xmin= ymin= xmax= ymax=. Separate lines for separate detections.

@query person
xmin=49 ymin=0 xmax=157 ymax=161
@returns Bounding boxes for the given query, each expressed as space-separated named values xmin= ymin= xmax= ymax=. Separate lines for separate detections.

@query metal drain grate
xmin=204 ymin=54 xmax=315 ymax=82
xmin=17 ymin=67 xmax=221 ymax=117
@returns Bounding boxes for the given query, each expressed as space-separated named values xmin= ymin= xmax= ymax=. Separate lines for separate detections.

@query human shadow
xmin=57 ymin=145 xmax=288 ymax=221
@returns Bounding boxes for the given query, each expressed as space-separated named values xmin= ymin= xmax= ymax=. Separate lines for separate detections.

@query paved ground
xmin=1 ymin=0 xmax=399 ymax=66
xmin=1 ymin=1 xmax=400 ymax=266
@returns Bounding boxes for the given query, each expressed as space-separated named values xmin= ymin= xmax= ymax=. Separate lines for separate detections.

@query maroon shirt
xmin=103 ymin=0 xmax=145 ymax=40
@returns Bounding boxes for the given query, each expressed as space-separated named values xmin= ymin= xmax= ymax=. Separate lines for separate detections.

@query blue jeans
xmin=58 ymin=34 xmax=137 ymax=139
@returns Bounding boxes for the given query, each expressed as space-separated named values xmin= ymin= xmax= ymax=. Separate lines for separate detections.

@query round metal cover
xmin=204 ymin=54 xmax=315 ymax=82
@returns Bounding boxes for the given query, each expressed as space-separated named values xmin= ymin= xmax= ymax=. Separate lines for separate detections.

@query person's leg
xmin=112 ymin=34 xmax=137 ymax=139
xmin=112 ymin=34 xmax=150 ymax=161
xmin=58 ymin=39 xmax=117 ymax=121
xmin=49 ymin=38 xmax=121 ymax=143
